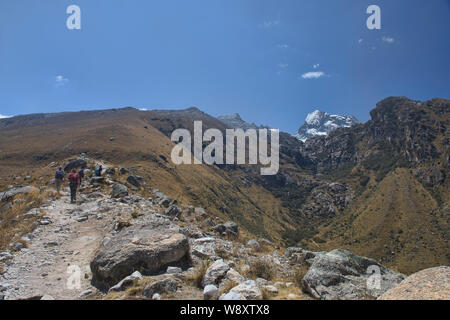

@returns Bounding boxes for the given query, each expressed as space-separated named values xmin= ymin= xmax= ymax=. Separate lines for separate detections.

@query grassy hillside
xmin=308 ymin=168 xmax=449 ymax=274
xmin=0 ymin=107 xmax=295 ymax=242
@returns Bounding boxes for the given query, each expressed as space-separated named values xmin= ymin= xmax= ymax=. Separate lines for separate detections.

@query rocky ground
xmin=0 ymin=157 xmax=448 ymax=300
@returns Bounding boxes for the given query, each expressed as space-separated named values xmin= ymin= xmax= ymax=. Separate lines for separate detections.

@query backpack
xmin=94 ymin=168 xmax=101 ymax=176
xmin=55 ymin=170 xmax=64 ymax=180
xmin=78 ymin=169 xmax=84 ymax=178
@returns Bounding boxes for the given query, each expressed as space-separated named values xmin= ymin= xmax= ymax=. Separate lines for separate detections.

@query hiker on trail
xmin=55 ymin=167 xmax=65 ymax=195
xmin=94 ymin=165 xmax=103 ymax=177
xmin=78 ymin=167 xmax=85 ymax=186
xmin=68 ymin=169 xmax=79 ymax=204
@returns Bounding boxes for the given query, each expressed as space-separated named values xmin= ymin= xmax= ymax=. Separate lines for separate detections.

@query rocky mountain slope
xmin=298 ymin=97 xmax=449 ymax=274
xmin=0 ymin=158 xmax=447 ymax=300
xmin=0 ymin=96 xmax=448 ymax=278
xmin=293 ymin=110 xmax=360 ymax=142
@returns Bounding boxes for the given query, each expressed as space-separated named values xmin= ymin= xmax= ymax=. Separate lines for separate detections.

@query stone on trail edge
xmin=90 ymin=215 xmax=190 ymax=291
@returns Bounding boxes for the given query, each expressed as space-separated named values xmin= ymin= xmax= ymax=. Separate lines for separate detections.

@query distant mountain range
xmin=217 ymin=113 xmax=267 ymax=130
xmin=217 ymin=110 xmax=360 ymax=143
xmin=293 ymin=110 xmax=360 ymax=142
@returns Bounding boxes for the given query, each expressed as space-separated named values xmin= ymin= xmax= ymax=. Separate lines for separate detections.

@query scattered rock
xmin=12 ymin=243 xmax=25 ymax=252
xmin=40 ymin=219 xmax=52 ymax=225
xmin=109 ymin=271 xmax=143 ymax=293
xmin=247 ymin=239 xmax=260 ymax=251
xmin=0 ymin=251 xmax=13 ymax=262
xmin=111 ymin=184 xmax=128 ymax=198
xmin=202 ymin=259 xmax=230 ymax=287
xmin=203 ymin=284 xmax=219 ymax=300
xmin=219 ymin=292 xmax=245 ymax=300
xmin=152 ymin=293 xmax=161 ymax=300
xmin=228 ymin=280 xmax=262 ymax=300
xmin=79 ymin=289 xmax=93 ymax=298
xmin=263 ymin=285 xmax=279 ymax=296
xmin=126 ymin=175 xmax=142 ymax=188
xmin=90 ymin=176 xmax=105 ymax=184
xmin=213 ymin=221 xmax=238 ymax=238
xmin=40 ymin=294 xmax=55 ymax=300
xmin=143 ymin=277 xmax=178 ymax=298
xmin=225 ymin=268 xmax=245 ymax=284
xmin=167 ymin=267 xmax=182 ymax=274
xmin=165 ymin=204 xmax=182 ymax=217
xmin=24 ymin=208 xmax=42 ymax=217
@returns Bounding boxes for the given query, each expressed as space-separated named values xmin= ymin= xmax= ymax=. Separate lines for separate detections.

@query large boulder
xmin=378 ymin=266 xmax=450 ymax=300
xmin=90 ymin=217 xmax=190 ymax=291
xmin=64 ymin=158 xmax=87 ymax=173
xmin=111 ymin=184 xmax=128 ymax=198
xmin=301 ymin=249 xmax=404 ymax=300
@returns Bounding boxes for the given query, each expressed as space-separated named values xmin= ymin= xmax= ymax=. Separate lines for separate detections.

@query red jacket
xmin=68 ymin=173 xmax=79 ymax=185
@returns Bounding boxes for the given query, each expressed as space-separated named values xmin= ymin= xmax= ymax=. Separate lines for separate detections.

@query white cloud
xmin=382 ymin=36 xmax=395 ymax=44
xmin=358 ymin=38 xmax=363 ymax=44
xmin=278 ymin=63 xmax=288 ymax=69
xmin=313 ymin=64 xmax=320 ymax=69
xmin=277 ymin=44 xmax=289 ymax=49
xmin=261 ymin=20 xmax=280 ymax=28
xmin=301 ymin=71 xmax=326 ymax=79
xmin=0 ymin=114 xmax=12 ymax=119
xmin=55 ymin=75 xmax=69 ymax=87
xmin=139 ymin=108 xmax=148 ymax=111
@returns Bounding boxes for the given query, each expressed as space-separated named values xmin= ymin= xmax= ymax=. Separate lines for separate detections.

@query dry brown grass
xmin=248 ymin=259 xmax=275 ymax=281
xmin=218 ymin=279 xmax=238 ymax=296
xmin=185 ymin=260 xmax=210 ymax=288
xmin=0 ymin=188 xmax=53 ymax=251
xmin=293 ymin=264 xmax=310 ymax=288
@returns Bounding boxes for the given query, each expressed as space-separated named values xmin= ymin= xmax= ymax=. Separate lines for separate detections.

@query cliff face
xmin=299 ymin=97 xmax=449 ymax=173
xmin=296 ymin=97 xmax=449 ymax=274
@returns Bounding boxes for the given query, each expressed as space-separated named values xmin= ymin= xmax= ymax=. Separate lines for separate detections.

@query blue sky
xmin=0 ymin=0 xmax=449 ymax=133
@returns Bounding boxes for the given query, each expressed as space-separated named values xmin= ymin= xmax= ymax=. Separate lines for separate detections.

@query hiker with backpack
xmin=68 ymin=169 xmax=79 ymax=204
xmin=78 ymin=167 xmax=85 ymax=186
xmin=55 ymin=167 xmax=65 ymax=195
xmin=94 ymin=165 xmax=103 ymax=177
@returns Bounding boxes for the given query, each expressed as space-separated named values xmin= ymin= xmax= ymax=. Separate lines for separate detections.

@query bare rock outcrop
xmin=378 ymin=266 xmax=450 ymax=300
xmin=301 ymin=249 xmax=404 ymax=300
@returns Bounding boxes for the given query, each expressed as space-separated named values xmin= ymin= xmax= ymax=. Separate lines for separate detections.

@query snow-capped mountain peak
xmin=305 ymin=110 xmax=324 ymax=126
xmin=294 ymin=110 xmax=360 ymax=142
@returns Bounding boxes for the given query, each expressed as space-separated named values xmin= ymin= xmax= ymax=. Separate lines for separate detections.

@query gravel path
xmin=0 ymin=188 xmax=113 ymax=300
